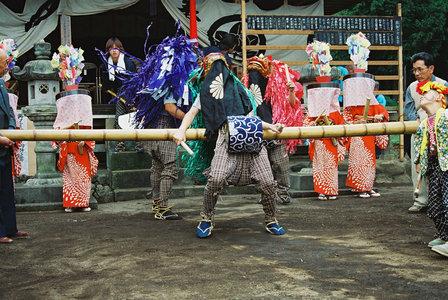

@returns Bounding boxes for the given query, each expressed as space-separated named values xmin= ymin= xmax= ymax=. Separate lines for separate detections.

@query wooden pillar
xmin=397 ymin=3 xmax=404 ymax=161
xmin=241 ymin=0 xmax=247 ymax=78
xmin=60 ymin=15 xmax=72 ymax=46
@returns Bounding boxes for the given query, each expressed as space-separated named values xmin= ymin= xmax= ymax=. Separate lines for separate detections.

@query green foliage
xmin=337 ymin=0 xmax=448 ymax=66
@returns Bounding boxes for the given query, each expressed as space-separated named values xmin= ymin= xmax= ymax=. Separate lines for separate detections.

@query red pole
xmin=189 ymin=0 xmax=198 ymax=40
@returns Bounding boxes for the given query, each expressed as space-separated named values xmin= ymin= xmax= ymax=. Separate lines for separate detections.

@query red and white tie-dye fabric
xmin=343 ymin=105 xmax=389 ymax=192
xmin=311 ymin=139 xmax=339 ymax=195
xmin=305 ymin=111 xmax=346 ymax=196
xmin=346 ymin=136 xmax=376 ymax=192
xmin=58 ymin=141 xmax=98 ymax=208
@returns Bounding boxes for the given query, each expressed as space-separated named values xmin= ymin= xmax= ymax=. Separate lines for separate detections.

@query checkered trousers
xmin=426 ymin=156 xmax=448 ymax=240
xmin=143 ymin=115 xmax=178 ymax=207
xmin=202 ymin=127 xmax=277 ymax=222
xmin=267 ymin=142 xmax=291 ymax=203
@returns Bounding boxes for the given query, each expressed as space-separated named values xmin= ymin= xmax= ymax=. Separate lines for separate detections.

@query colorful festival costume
xmin=304 ymin=83 xmax=345 ymax=199
xmin=405 ymin=75 xmax=448 ymax=211
xmin=414 ymin=108 xmax=448 ymax=242
xmin=243 ymin=55 xmax=304 ymax=204
xmin=342 ymin=74 xmax=389 ymax=196
xmin=116 ymin=26 xmax=198 ymax=220
xmin=184 ymin=51 xmax=285 ymax=237
xmin=413 ymin=81 xmax=448 ymax=254
xmin=53 ymin=92 xmax=98 ymax=210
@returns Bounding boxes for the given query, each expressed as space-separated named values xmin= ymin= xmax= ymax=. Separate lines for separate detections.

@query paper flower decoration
xmin=305 ymin=40 xmax=332 ymax=76
xmin=0 ymin=38 xmax=19 ymax=70
xmin=346 ymin=32 xmax=371 ymax=70
xmin=51 ymin=45 xmax=85 ymax=86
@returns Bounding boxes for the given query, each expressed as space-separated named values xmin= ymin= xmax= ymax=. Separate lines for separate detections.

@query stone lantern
xmin=13 ymin=42 xmax=62 ymax=198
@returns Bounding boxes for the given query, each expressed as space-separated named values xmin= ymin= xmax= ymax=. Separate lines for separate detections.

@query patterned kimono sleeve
xmin=342 ymin=108 xmax=355 ymax=124
xmin=374 ymin=105 xmax=389 ymax=149
xmin=413 ymin=124 xmax=424 ymax=164
xmin=437 ymin=113 xmax=448 ymax=169
xmin=375 ymin=135 xmax=389 ymax=150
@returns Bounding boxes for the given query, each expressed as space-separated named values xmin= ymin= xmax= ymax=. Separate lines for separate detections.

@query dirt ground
xmin=1 ymin=185 xmax=447 ymax=299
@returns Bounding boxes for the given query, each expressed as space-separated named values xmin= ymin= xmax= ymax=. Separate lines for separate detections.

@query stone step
xmin=290 ymin=171 xmax=348 ymax=191
xmin=14 ymin=183 xmax=98 ymax=211
xmin=110 ymin=169 xmax=151 ymax=189
xmin=114 ymin=187 xmax=148 ymax=202
xmin=107 ymin=151 xmax=152 ymax=171
xmin=15 ymin=184 xmax=62 ymax=205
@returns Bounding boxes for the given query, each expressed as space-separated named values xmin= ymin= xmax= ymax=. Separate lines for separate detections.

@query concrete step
xmin=110 ymin=169 xmax=151 ymax=189
xmin=290 ymin=171 xmax=348 ymax=191
xmin=107 ymin=151 xmax=152 ymax=171
xmin=114 ymin=187 xmax=148 ymax=202
xmin=14 ymin=183 xmax=98 ymax=211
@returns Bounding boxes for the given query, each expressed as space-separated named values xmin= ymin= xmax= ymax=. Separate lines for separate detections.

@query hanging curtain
xmin=0 ymin=0 xmax=140 ymax=56
xmin=161 ymin=0 xmax=324 ymax=63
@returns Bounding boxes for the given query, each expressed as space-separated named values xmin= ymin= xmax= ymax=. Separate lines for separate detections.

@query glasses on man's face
xmin=412 ymin=67 xmax=429 ymax=74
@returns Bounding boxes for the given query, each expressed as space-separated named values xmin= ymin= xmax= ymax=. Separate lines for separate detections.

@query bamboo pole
xmin=397 ymin=3 xmax=405 ymax=161
xmin=241 ymin=0 xmax=248 ymax=78
xmin=0 ymin=121 xmax=419 ymax=142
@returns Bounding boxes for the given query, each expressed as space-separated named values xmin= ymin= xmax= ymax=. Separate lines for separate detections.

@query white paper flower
xmin=250 ymin=83 xmax=263 ymax=106
xmin=210 ymin=73 xmax=224 ymax=100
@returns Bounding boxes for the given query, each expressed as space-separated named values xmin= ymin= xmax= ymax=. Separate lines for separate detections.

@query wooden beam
xmin=375 ymin=75 xmax=400 ymax=81
xmin=284 ymin=60 xmax=399 ymax=66
xmin=374 ymin=90 xmax=400 ymax=95
xmin=247 ymin=29 xmax=314 ymax=35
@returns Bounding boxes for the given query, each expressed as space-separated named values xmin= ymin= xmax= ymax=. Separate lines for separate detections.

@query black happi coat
xmin=248 ymin=69 xmax=273 ymax=124
xmin=200 ymin=60 xmax=253 ymax=138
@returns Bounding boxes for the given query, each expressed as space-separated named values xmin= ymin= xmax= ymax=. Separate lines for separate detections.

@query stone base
xmin=14 ymin=183 xmax=98 ymax=211
xmin=290 ymin=168 xmax=348 ymax=191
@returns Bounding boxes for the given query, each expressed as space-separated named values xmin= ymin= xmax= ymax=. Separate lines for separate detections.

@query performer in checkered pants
xmin=173 ymin=49 xmax=286 ymax=238
xmin=413 ymin=80 xmax=448 ymax=257
xmin=143 ymin=107 xmax=184 ymax=220
xmin=243 ymin=55 xmax=304 ymax=205
xmin=113 ymin=30 xmax=198 ymax=220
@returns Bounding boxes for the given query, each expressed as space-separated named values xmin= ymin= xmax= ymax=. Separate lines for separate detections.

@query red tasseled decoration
xmin=265 ymin=60 xmax=304 ymax=153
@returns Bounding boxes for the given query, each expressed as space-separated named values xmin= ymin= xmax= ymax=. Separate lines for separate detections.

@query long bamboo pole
xmin=397 ymin=3 xmax=405 ymax=161
xmin=0 ymin=121 xmax=418 ymax=142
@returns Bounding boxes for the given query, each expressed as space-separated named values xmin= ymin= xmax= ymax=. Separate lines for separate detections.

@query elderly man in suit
xmin=0 ymin=48 xmax=29 ymax=244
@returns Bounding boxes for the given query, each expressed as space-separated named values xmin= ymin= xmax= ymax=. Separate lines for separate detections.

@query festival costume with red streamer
xmin=53 ymin=94 xmax=98 ymax=209
xmin=242 ymin=55 xmax=303 ymax=204
xmin=56 ymin=134 xmax=98 ymax=208
xmin=265 ymin=60 xmax=304 ymax=152
xmin=304 ymin=112 xmax=346 ymax=196
xmin=243 ymin=56 xmax=304 ymax=153
xmin=343 ymin=75 xmax=389 ymax=193
xmin=304 ymin=84 xmax=346 ymax=197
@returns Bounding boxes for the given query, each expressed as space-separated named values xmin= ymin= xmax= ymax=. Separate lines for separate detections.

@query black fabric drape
xmin=200 ymin=60 xmax=252 ymax=138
